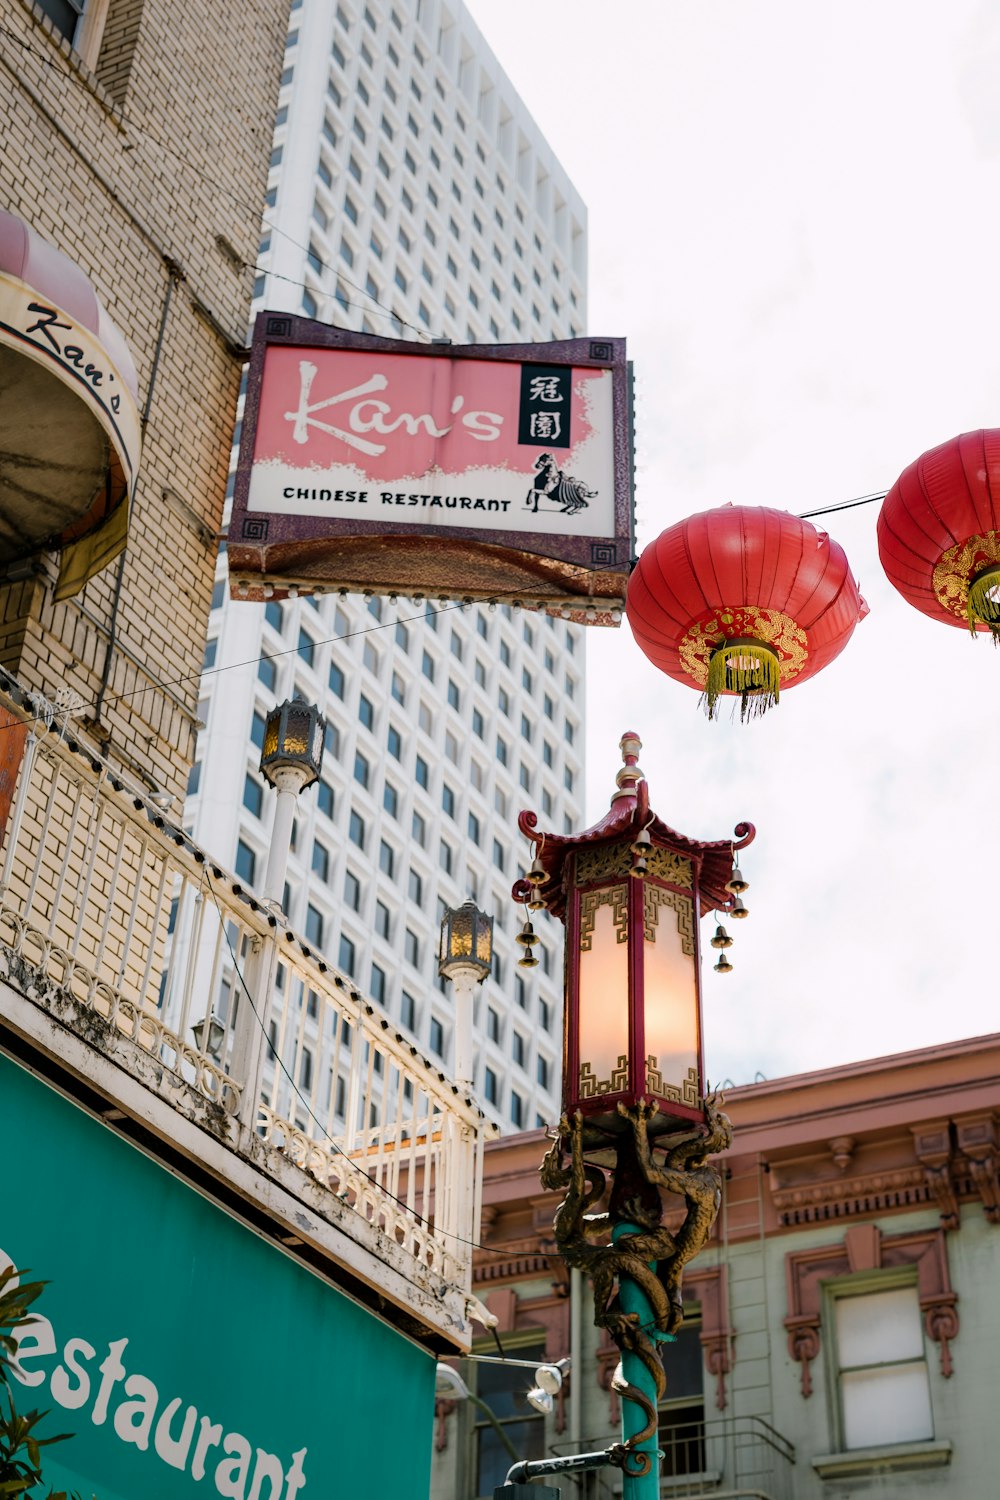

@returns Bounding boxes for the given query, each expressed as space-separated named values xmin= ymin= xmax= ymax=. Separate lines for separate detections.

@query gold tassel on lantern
xmin=703 ymin=640 xmax=781 ymax=721
xmin=966 ymin=565 xmax=1000 ymax=643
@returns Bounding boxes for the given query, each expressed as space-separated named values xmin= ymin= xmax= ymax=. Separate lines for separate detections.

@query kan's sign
xmin=229 ymin=321 xmax=634 ymax=619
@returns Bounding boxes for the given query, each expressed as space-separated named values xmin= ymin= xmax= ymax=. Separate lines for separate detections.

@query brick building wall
xmin=0 ymin=0 xmax=288 ymax=800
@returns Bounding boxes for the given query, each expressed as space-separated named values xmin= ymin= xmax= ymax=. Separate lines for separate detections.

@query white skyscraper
xmin=187 ymin=0 xmax=589 ymax=1133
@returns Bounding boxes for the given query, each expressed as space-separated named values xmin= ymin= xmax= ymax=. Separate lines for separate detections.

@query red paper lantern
xmin=878 ymin=429 xmax=1000 ymax=641
xmin=626 ymin=505 xmax=867 ymax=718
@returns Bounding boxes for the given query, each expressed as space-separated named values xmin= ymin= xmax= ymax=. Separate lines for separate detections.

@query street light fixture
xmin=438 ymin=899 xmax=494 ymax=1094
xmin=258 ymin=697 xmax=324 ymax=906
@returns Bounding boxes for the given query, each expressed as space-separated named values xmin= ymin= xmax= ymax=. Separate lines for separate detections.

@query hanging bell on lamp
xmin=729 ymin=896 xmax=749 ymax=920
xmin=516 ymin=916 xmax=540 ymax=969
xmin=725 ymin=865 xmax=749 ymax=895
xmin=629 ymin=826 xmax=652 ymax=879
xmin=714 ymin=951 xmax=734 ymax=974
xmin=526 ymin=854 xmax=547 ymax=886
xmin=710 ymin=924 xmax=733 ymax=950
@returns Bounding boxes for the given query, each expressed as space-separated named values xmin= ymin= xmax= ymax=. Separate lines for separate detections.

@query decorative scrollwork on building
xmin=579 ymin=1055 xmax=630 ymax=1098
xmin=575 ymin=845 xmax=632 ymax=886
xmin=645 ymin=1055 xmax=664 ymax=1093
xmin=643 ymin=886 xmax=695 ymax=954
xmin=579 ymin=885 xmax=628 ymax=950
xmin=657 ymin=1067 xmax=701 ymax=1108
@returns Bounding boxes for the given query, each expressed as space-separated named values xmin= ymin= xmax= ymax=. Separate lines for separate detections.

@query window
xmin=358 ymin=694 xmax=374 ymax=730
xmin=384 ymin=781 xmax=400 ymax=818
xmin=475 ymin=659 xmax=487 ymax=688
xmin=439 ymin=840 xmax=453 ymax=875
xmin=408 ymin=869 xmax=423 ymax=904
xmin=512 ymin=1031 xmax=525 ymax=1068
xmin=484 ymin=1067 xmax=498 ymax=1105
xmin=250 ymin=709 xmax=267 ymax=751
xmin=515 ymin=976 xmax=527 ymax=1010
xmin=499 ymin=639 xmax=511 ymax=667
xmin=487 ymin=1007 xmax=500 ymax=1043
xmin=243 ymin=774 xmax=263 ymax=818
xmin=473 ymin=1343 xmax=547 ymax=1495
xmin=539 ymin=998 xmax=551 ymax=1032
xmin=496 ymin=736 xmax=509 ymax=767
xmin=473 ymin=708 xmax=484 ymax=738
xmin=349 ymin=811 xmax=365 ymax=849
xmin=537 ymin=1056 xmax=550 ymax=1090
xmin=317 ymin=780 xmax=334 ymax=818
xmin=468 ymin=812 xmax=480 ymax=844
xmin=344 ymin=870 xmax=361 ymax=911
xmin=442 ymin=784 xmax=455 ymax=818
xmin=400 ymin=990 xmax=416 ymax=1031
xmin=235 ymin=840 xmax=256 ymax=885
xmin=186 ymin=762 xmax=201 ymax=795
xmin=412 ymin=810 xmax=426 ymax=845
xmin=391 ymin=671 xmax=405 ymax=705
xmin=429 ymin=1016 xmax=444 ymax=1056
xmin=338 ymin=932 xmax=355 ymax=976
xmin=404 ymin=929 xmax=420 ymax=966
xmin=510 ymin=1091 xmax=524 ymax=1128
xmin=305 ymin=904 xmax=324 ymax=949
xmin=374 ymin=900 xmax=391 ymax=940
xmin=379 ymin=840 xmax=395 ymax=878
xmin=657 ymin=1318 xmax=707 ymax=1478
xmin=447 ymin=679 xmax=460 ymax=710
xmin=311 ymin=841 xmax=330 ymax=881
xmin=395 ymin=622 xmax=409 ymax=651
xmin=492 ymin=838 xmax=505 ymax=872
xmin=370 ymin=963 xmax=386 ymax=1004
xmin=387 ymin=725 xmax=402 ymax=759
xmin=833 ymin=1286 xmax=933 ymax=1451
xmin=421 ymin=650 xmax=435 ymax=682
xmin=445 ymin=730 xmax=459 ymax=763
xmin=415 ymin=755 xmax=429 ymax=789
xmin=257 ymin=655 xmax=276 ymax=692
xmin=353 ymin=751 xmax=370 ymax=788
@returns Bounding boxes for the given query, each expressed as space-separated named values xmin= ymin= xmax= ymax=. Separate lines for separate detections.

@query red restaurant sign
xmin=229 ymin=318 xmax=634 ymax=623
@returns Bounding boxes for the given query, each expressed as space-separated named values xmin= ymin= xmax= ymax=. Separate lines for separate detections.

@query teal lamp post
xmin=509 ymin=733 xmax=752 ymax=1497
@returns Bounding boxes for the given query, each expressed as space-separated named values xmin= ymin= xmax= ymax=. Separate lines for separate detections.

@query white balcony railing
xmin=0 ymin=680 xmax=489 ymax=1339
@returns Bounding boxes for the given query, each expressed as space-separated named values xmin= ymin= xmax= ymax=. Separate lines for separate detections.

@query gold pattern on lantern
xmin=643 ymin=886 xmax=696 ymax=954
xmin=575 ymin=844 xmax=632 ymax=885
xmin=932 ymin=532 xmax=1000 ymax=618
xmin=655 ymin=1066 xmax=702 ymax=1108
xmin=579 ymin=1055 xmax=630 ymax=1098
xmin=679 ymin=607 xmax=809 ymax=687
xmin=579 ymin=885 xmax=629 ymax=950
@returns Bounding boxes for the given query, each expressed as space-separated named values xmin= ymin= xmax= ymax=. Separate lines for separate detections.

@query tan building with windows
xmin=432 ymin=1034 xmax=1000 ymax=1498
xmin=1 ymin=0 xmax=287 ymax=800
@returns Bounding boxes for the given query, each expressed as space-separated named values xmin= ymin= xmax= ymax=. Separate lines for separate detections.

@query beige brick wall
xmin=0 ymin=0 xmax=287 ymax=801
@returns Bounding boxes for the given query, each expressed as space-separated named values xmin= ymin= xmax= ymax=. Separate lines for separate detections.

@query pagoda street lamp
xmin=509 ymin=733 xmax=755 ymax=1498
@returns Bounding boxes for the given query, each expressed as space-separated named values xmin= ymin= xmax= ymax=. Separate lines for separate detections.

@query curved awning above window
xmin=0 ymin=207 xmax=141 ymax=598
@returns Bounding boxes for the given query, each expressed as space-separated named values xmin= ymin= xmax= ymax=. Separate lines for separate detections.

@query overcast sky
xmin=468 ymin=0 xmax=1000 ymax=1085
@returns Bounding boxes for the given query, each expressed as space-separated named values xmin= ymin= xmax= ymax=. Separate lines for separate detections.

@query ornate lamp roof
xmin=512 ymin=731 xmax=755 ymax=920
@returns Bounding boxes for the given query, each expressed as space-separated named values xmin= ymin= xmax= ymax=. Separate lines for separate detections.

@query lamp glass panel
xmin=643 ymin=890 xmax=698 ymax=1095
xmin=576 ymin=886 xmax=629 ymax=1094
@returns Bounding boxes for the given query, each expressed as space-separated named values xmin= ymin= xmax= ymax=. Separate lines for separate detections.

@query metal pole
xmin=612 ymin=1222 xmax=665 ymax=1500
